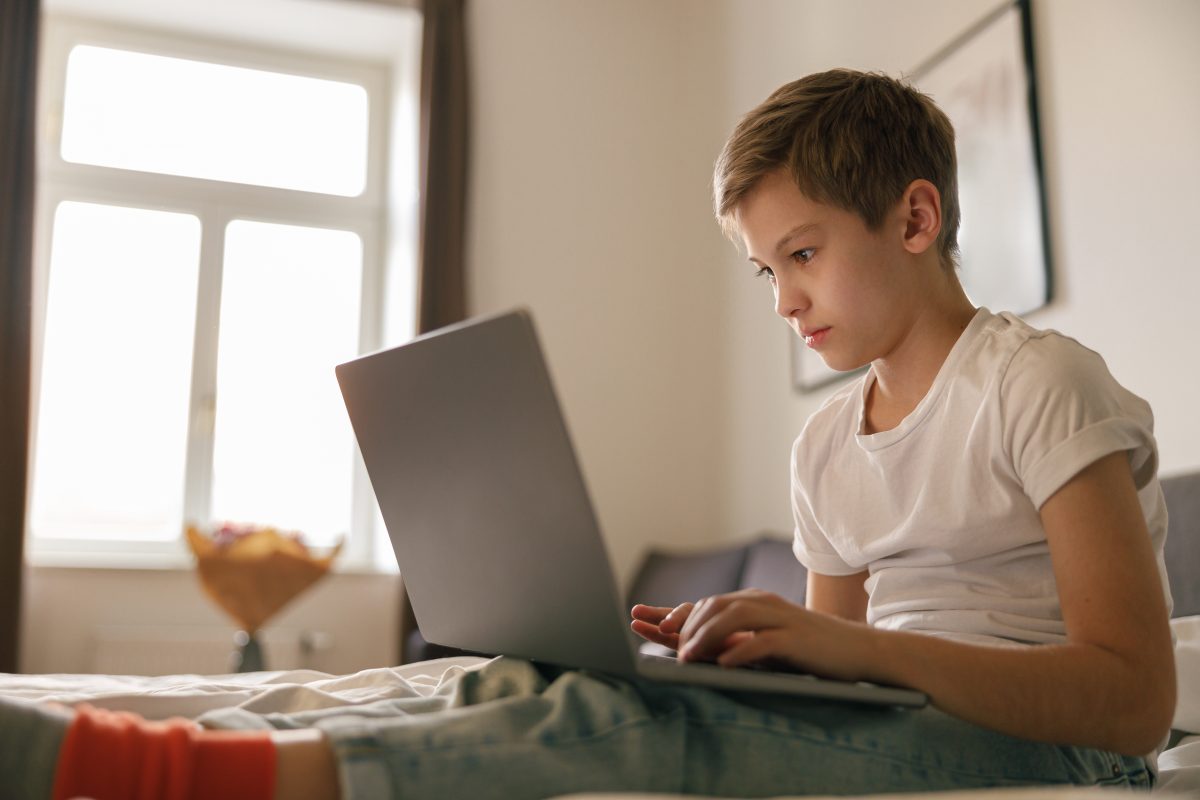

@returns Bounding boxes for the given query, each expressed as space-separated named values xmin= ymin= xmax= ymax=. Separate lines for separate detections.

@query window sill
xmin=24 ymin=549 xmax=398 ymax=576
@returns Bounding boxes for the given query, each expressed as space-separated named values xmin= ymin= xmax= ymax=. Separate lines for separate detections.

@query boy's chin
xmin=816 ymin=353 xmax=866 ymax=373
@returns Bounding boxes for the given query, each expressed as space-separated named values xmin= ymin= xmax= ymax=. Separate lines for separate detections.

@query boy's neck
xmin=864 ymin=277 xmax=977 ymax=435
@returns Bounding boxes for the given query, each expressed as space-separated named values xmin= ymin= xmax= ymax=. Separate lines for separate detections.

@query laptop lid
xmin=336 ymin=309 xmax=639 ymax=676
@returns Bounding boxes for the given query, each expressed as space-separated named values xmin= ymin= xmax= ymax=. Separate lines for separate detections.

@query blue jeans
xmin=215 ymin=658 xmax=1153 ymax=799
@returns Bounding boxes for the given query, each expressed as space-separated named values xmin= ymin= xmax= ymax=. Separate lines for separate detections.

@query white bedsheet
xmin=0 ymin=656 xmax=493 ymax=720
xmin=1 ymin=655 xmax=1197 ymax=797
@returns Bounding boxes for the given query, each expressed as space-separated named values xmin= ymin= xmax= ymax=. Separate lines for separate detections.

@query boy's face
xmin=735 ymin=169 xmax=915 ymax=372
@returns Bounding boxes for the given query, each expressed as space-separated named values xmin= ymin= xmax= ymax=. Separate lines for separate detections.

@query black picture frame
xmin=792 ymin=0 xmax=1052 ymax=393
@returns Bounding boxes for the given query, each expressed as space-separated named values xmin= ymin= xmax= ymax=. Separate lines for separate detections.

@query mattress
xmin=1 ymin=614 xmax=1198 ymax=798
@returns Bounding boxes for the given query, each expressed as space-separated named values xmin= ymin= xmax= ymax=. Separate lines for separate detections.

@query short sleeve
xmin=790 ymin=435 xmax=860 ymax=575
xmin=1001 ymin=333 xmax=1158 ymax=510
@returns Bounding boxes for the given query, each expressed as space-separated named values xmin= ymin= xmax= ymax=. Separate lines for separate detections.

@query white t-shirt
xmin=791 ymin=308 xmax=1172 ymax=646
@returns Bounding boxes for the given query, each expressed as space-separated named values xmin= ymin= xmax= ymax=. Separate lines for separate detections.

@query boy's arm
xmin=879 ymin=450 xmax=1176 ymax=754
xmin=805 ymin=570 xmax=869 ymax=621
xmin=678 ymin=451 xmax=1176 ymax=756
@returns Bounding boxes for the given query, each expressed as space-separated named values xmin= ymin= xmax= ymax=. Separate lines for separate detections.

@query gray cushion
xmin=739 ymin=536 xmax=807 ymax=604
xmin=627 ymin=542 xmax=747 ymax=608
xmin=1162 ymin=471 xmax=1200 ymax=618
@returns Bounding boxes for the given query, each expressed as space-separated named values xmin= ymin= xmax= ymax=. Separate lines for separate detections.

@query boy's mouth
xmin=801 ymin=327 xmax=830 ymax=348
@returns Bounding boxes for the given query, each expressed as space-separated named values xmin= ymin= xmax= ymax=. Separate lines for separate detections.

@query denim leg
xmin=663 ymin=688 xmax=1151 ymax=795
xmin=319 ymin=660 xmax=686 ymax=799
xmin=311 ymin=658 xmax=1148 ymax=799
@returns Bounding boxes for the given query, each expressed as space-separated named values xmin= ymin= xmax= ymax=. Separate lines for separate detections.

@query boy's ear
xmin=899 ymin=179 xmax=942 ymax=256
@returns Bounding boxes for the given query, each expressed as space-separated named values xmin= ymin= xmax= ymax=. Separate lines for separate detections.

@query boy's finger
xmin=630 ymin=620 xmax=680 ymax=649
xmin=659 ymin=602 xmax=694 ymax=634
xmin=715 ymin=632 xmax=775 ymax=669
xmin=630 ymin=604 xmax=672 ymax=623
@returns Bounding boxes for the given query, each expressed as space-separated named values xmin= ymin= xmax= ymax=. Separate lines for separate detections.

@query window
xmin=32 ymin=202 xmax=202 ymax=544
xmin=29 ymin=15 xmax=419 ymax=569
xmin=60 ymin=45 xmax=370 ymax=196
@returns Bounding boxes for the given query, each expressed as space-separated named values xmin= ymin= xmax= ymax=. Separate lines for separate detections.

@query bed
xmin=0 ymin=624 xmax=1197 ymax=797
xmin=2 ymin=471 xmax=1198 ymax=797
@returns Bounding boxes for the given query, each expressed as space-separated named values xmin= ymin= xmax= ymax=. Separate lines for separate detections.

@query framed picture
xmin=792 ymin=0 xmax=1052 ymax=393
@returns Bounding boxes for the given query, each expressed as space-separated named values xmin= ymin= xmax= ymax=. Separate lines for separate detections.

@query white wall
xmin=21 ymin=566 xmax=399 ymax=675
xmin=465 ymin=0 xmax=735 ymax=586
xmin=1027 ymin=0 xmax=1200 ymax=476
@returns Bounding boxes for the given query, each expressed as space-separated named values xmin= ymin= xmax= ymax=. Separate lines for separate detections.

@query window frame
xmin=28 ymin=15 xmax=399 ymax=571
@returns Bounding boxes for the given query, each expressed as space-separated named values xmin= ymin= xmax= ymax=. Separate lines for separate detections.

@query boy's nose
xmin=774 ymin=275 xmax=810 ymax=320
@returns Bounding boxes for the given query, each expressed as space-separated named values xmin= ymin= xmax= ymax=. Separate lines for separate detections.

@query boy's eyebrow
xmin=773 ymin=223 xmax=820 ymax=254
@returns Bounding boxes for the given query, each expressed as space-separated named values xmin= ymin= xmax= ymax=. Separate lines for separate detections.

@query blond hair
xmin=713 ymin=69 xmax=960 ymax=269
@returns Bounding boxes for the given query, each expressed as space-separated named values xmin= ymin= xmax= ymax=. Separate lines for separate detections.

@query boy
xmin=632 ymin=67 xmax=1175 ymax=756
xmin=1 ymin=69 xmax=1175 ymax=799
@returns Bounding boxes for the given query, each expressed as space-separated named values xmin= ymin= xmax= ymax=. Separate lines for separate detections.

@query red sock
xmin=51 ymin=704 xmax=275 ymax=800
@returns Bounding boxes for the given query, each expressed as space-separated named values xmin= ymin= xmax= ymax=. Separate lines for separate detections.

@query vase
xmin=231 ymin=630 xmax=266 ymax=672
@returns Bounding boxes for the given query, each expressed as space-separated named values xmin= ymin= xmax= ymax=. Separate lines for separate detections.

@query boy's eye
xmin=754 ymin=266 xmax=775 ymax=281
xmin=792 ymin=248 xmax=815 ymax=264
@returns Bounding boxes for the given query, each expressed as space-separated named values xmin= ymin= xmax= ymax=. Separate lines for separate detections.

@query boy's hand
xmin=629 ymin=603 xmax=693 ymax=651
xmin=671 ymin=589 xmax=877 ymax=681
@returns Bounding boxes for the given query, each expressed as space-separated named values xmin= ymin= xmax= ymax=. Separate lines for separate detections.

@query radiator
xmin=88 ymin=626 xmax=331 ymax=675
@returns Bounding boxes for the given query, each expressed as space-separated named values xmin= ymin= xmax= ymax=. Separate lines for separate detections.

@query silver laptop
xmin=336 ymin=309 xmax=926 ymax=708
